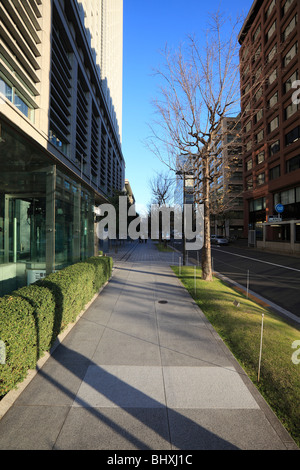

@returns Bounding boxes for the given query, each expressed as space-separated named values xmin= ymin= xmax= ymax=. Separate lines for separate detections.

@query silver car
xmin=213 ymin=236 xmax=229 ymax=246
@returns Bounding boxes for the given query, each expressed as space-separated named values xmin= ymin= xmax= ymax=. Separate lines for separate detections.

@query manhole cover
xmin=158 ymin=300 xmax=168 ymax=304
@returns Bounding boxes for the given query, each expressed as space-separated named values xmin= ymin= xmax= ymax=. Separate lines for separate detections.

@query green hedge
xmin=0 ymin=256 xmax=113 ymax=398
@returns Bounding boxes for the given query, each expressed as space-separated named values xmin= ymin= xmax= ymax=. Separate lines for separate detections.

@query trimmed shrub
xmin=0 ymin=296 xmax=37 ymax=397
xmin=85 ymin=256 xmax=113 ymax=291
xmin=0 ymin=256 xmax=113 ymax=398
xmin=13 ymin=285 xmax=57 ymax=358
xmin=36 ymin=262 xmax=96 ymax=330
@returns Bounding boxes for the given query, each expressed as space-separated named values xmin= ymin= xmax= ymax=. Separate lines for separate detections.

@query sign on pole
xmin=275 ymin=204 xmax=284 ymax=214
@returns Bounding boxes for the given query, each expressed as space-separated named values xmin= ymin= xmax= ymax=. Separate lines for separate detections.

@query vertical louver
xmin=49 ymin=10 xmax=72 ymax=153
xmin=75 ymin=71 xmax=88 ymax=169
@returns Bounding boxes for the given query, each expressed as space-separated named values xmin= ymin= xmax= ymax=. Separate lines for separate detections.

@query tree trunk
xmin=201 ymin=160 xmax=213 ymax=281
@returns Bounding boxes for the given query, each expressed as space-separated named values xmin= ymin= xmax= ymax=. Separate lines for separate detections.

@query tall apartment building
xmin=174 ymin=156 xmax=195 ymax=208
xmin=210 ymin=116 xmax=244 ymax=238
xmin=239 ymin=0 xmax=300 ymax=253
xmin=0 ymin=0 xmax=125 ymax=295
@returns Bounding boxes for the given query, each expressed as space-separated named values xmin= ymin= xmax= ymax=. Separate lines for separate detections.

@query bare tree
xmin=149 ymin=171 xmax=175 ymax=245
xmin=146 ymin=10 xmax=243 ymax=280
xmin=149 ymin=171 xmax=174 ymax=206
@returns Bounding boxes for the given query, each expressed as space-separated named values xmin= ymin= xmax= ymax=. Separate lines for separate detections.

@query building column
xmin=262 ymin=223 xmax=266 ymax=248
xmin=46 ymin=166 xmax=56 ymax=275
xmin=290 ymin=221 xmax=295 ymax=253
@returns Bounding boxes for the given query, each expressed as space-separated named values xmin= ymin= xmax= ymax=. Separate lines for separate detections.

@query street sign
xmin=268 ymin=216 xmax=282 ymax=223
xmin=275 ymin=204 xmax=284 ymax=214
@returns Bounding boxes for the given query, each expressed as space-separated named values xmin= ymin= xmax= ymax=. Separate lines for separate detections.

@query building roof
xmin=238 ymin=0 xmax=263 ymax=45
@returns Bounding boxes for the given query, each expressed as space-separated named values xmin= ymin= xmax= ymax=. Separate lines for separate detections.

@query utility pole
xmin=183 ymin=171 xmax=186 ymax=266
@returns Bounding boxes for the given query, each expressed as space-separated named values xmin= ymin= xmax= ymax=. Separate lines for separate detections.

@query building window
xmin=246 ymin=177 xmax=253 ymax=190
xmin=0 ymin=77 xmax=13 ymax=102
xmin=268 ymin=68 xmax=278 ymax=85
xmin=269 ymin=165 xmax=281 ymax=180
xmin=245 ymin=120 xmax=252 ymax=133
xmin=266 ymin=20 xmax=276 ymax=42
xmin=282 ymin=188 xmax=296 ymax=205
xmin=244 ymin=100 xmax=251 ymax=112
xmin=254 ymin=109 xmax=263 ymax=123
xmin=243 ymin=64 xmax=250 ymax=78
xmin=269 ymin=139 xmax=280 ymax=156
xmin=257 ymin=151 xmax=265 ymax=164
xmin=256 ymin=130 xmax=264 ymax=144
xmin=266 ymin=0 xmax=276 ymax=19
xmin=286 ymin=155 xmax=300 ymax=173
xmin=268 ymin=116 xmax=279 ymax=133
xmin=284 ymin=102 xmax=298 ymax=120
xmin=49 ymin=130 xmax=68 ymax=154
xmin=0 ymin=76 xmax=34 ymax=121
xmin=254 ymin=45 xmax=262 ymax=62
xmin=268 ymin=91 xmax=278 ymax=108
xmin=254 ymin=87 xmax=263 ymax=102
xmin=250 ymin=197 xmax=266 ymax=211
xmin=246 ymin=140 xmax=252 ymax=152
xmin=243 ymin=83 xmax=251 ymax=96
xmin=284 ymin=70 xmax=298 ymax=93
xmin=282 ymin=14 xmax=297 ymax=42
xmin=267 ymin=43 xmax=277 ymax=63
xmin=283 ymin=42 xmax=298 ymax=67
xmin=253 ymin=24 xmax=261 ymax=42
xmin=246 ymin=159 xmax=253 ymax=171
xmin=254 ymin=66 xmax=262 ymax=82
xmin=282 ymin=0 xmax=293 ymax=16
xmin=257 ymin=172 xmax=265 ymax=186
xmin=285 ymin=126 xmax=300 ymax=146
xmin=275 ymin=186 xmax=300 ymax=206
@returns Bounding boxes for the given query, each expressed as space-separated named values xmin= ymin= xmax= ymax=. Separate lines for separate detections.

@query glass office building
xmin=0 ymin=119 xmax=95 ymax=296
xmin=0 ymin=0 xmax=125 ymax=295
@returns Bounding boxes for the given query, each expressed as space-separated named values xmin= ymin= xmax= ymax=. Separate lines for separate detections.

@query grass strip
xmin=172 ymin=265 xmax=300 ymax=448
xmin=155 ymin=242 xmax=173 ymax=252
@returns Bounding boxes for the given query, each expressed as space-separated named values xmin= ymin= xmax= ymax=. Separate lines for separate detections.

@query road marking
xmin=211 ymin=248 xmax=300 ymax=273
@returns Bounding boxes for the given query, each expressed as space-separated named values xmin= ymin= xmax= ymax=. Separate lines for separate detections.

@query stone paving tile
xmin=0 ymin=240 xmax=298 ymax=451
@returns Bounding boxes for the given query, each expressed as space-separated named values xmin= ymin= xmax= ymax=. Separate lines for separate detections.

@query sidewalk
xmin=0 ymin=241 xmax=298 ymax=450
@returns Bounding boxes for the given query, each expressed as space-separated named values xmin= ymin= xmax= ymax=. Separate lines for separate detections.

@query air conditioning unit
xmin=27 ymin=269 xmax=46 ymax=285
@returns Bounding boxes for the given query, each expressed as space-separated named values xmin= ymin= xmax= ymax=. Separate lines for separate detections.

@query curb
xmin=170 ymin=245 xmax=300 ymax=326
xmin=214 ymin=271 xmax=300 ymax=326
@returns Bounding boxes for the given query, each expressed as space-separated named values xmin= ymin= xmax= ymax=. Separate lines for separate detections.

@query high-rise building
xmin=0 ymin=0 xmax=125 ymax=295
xmin=239 ymin=0 xmax=300 ymax=253
xmin=210 ymin=116 xmax=244 ymax=238
xmin=78 ymin=0 xmax=123 ymax=140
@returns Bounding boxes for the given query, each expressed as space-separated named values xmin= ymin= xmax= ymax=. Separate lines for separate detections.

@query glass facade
xmin=0 ymin=120 xmax=95 ymax=297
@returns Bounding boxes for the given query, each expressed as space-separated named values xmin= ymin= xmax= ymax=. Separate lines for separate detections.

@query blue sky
xmin=122 ymin=0 xmax=254 ymax=215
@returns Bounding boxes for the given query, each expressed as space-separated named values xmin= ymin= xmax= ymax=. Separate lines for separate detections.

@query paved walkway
xmin=0 ymin=241 xmax=298 ymax=450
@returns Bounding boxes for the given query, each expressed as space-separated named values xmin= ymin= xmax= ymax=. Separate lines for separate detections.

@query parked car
xmin=212 ymin=236 xmax=229 ymax=246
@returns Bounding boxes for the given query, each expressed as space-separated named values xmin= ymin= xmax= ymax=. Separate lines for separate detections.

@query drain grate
xmin=158 ymin=300 xmax=168 ymax=304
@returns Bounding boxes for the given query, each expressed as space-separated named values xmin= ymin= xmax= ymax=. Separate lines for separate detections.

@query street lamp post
xmin=176 ymin=169 xmax=187 ymax=266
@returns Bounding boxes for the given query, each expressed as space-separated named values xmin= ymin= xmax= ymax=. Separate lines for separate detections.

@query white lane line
xmin=211 ymin=248 xmax=300 ymax=273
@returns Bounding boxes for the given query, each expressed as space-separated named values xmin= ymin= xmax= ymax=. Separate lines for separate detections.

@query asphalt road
xmin=172 ymin=241 xmax=300 ymax=320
